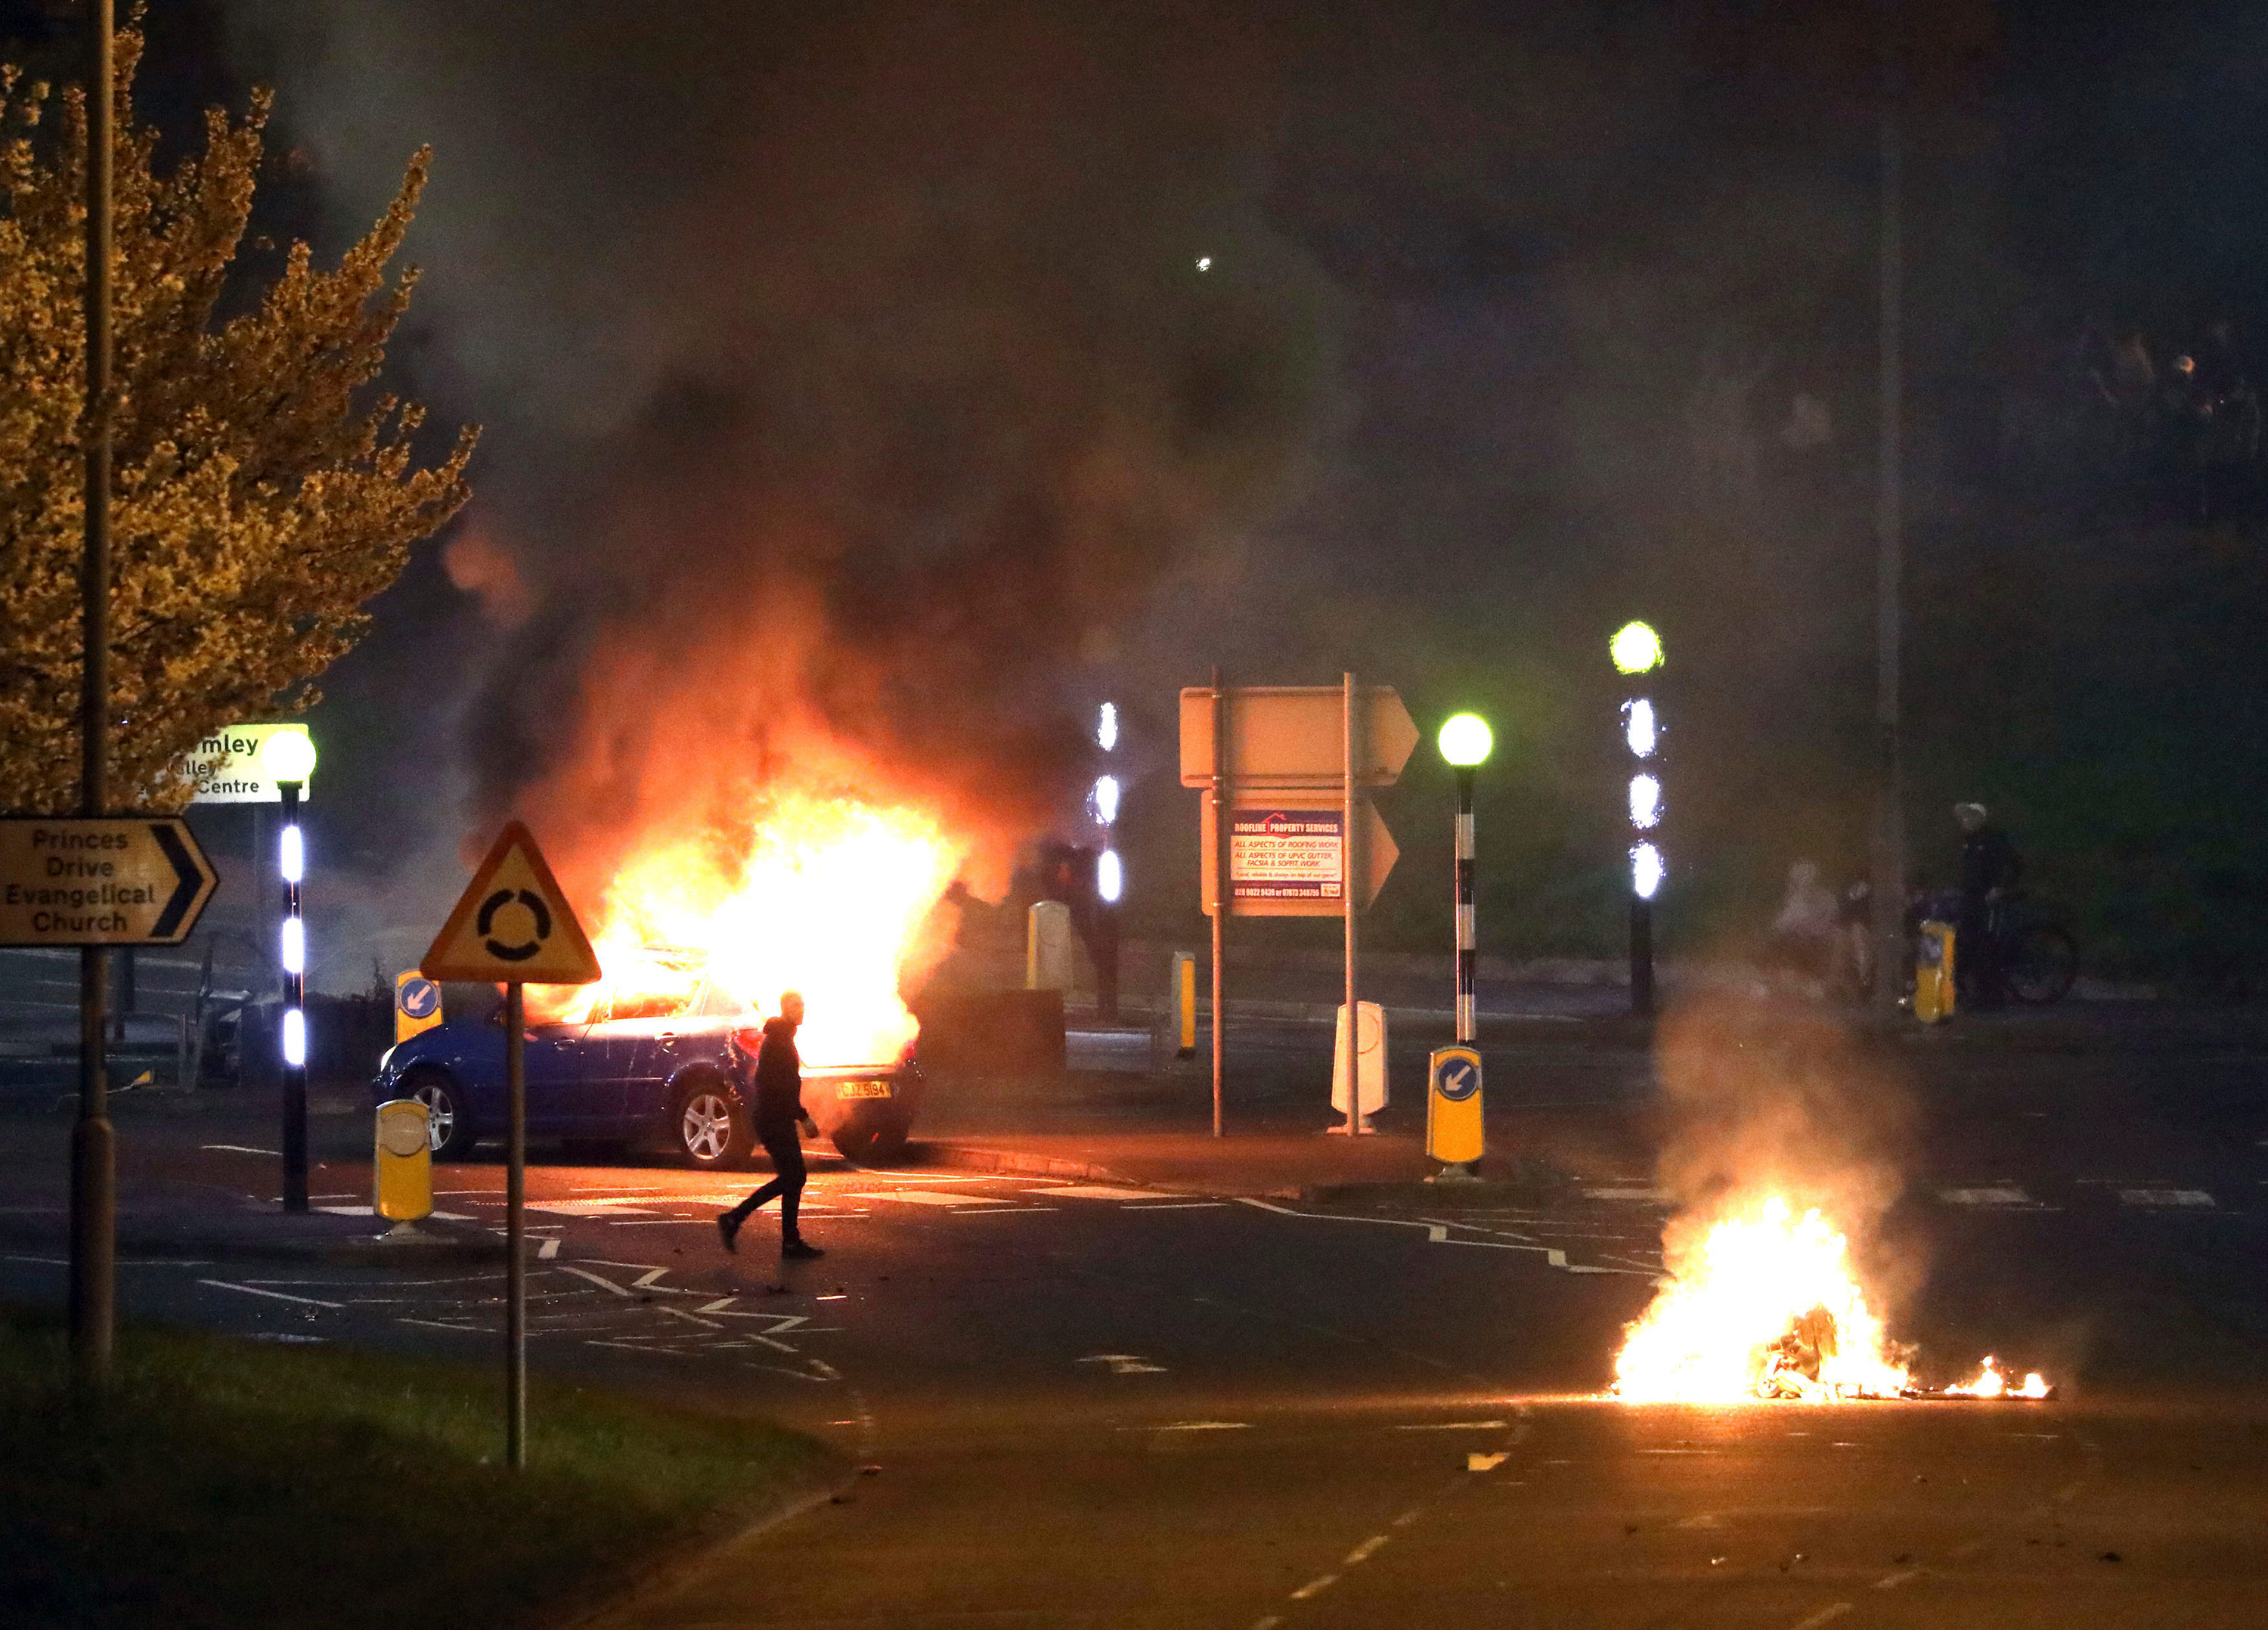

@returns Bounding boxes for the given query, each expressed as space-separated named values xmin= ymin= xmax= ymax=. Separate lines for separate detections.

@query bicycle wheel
xmin=2004 ymin=925 xmax=2077 ymax=1005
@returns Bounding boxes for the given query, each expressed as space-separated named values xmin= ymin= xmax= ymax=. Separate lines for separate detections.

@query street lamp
xmin=1429 ymin=713 xmax=1492 ymax=1179
xmin=1612 ymin=622 xmax=1662 ymax=1014
xmin=259 ymin=727 xmax=317 ymax=1212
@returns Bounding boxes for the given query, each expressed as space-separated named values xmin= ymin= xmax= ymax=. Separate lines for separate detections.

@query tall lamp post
xmin=1437 ymin=713 xmax=1492 ymax=1042
xmin=1428 ymin=712 xmax=1492 ymax=1180
xmin=260 ymin=727 xmax=317 ymax=1213
xmin=1613 ymin=621 xmax=1665 ymax=1015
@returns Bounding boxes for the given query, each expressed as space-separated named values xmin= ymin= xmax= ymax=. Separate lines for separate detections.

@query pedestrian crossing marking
xmin=1939 ymin=1186 xmax=2031 ymax=1207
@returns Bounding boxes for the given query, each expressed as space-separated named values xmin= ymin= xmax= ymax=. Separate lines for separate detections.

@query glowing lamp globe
xmin=1437 ymin=713 xmax=1494 ymax=768
xmin=1611 ymin=620 xmax=1664 ymax=676
xmin=260 ymin=727 xmax=318 ymax=786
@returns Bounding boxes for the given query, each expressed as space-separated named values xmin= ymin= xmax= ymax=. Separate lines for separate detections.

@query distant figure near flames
xmin=718 ymin=991 xmax=824 ymax=1260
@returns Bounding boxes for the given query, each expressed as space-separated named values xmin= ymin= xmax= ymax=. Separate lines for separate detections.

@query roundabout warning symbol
xmin=420 ymin=822 xmax=600 ymax=986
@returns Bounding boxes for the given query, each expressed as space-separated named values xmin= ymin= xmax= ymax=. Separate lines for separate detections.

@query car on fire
xmin=370 ymin=948 xmax=922 ymax=1168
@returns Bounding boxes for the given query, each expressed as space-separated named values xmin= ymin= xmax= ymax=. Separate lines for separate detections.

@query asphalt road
xmin=5 ymin=1040 xmax=2267 ymax=1630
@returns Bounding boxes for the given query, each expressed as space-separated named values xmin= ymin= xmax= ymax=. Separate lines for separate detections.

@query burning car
xmin=371 ymin=947 xmax=923 ymax=1168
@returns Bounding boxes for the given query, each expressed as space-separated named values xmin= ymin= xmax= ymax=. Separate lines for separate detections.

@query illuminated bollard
xmin=373 ymin=1098 xmax=433 ymax=1237
xmin=1027 ymin=900 xmax=1074 ymax=991
xmin=1329 ymin=1000 xmax=1387 ymax=1134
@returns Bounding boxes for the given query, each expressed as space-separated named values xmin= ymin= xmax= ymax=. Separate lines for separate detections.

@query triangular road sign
xmin=421 ymin=821 xmax=602 ymax=985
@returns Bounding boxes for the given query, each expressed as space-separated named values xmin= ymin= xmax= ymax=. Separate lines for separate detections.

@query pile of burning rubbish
xmin=1612 ymin=1197 xmax=2054 ymax=1404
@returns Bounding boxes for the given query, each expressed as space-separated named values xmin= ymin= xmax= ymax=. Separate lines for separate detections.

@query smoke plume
xmin=230 ymin=2 xmax=1334 ymax=898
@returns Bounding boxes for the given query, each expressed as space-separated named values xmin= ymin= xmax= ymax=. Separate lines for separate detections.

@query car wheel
xmin=401 ymin=1067 xmax=476 ymax=1160
xmin=676 ymin=1079 xmax=754 ymax=1170
xmin=831 ymin=1114 xmax=909 ymax=1168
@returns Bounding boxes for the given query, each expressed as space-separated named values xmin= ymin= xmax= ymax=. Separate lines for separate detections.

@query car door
xmin=584 ymin=985 xmax=712 ymax=1131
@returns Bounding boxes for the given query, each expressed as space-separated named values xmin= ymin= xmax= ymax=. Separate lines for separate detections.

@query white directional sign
xmin=0 ymin=817 xmax=218 ymax=946
xmin=184 ymin=723 xmax=314 ymax=804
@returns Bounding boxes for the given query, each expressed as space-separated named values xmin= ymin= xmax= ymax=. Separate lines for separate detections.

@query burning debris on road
xmin=1610 ymin=1196 xmax=2053 ymax=1404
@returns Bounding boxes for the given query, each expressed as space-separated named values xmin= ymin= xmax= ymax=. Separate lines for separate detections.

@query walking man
xmin=718 ymin=990 xmax=824 ymax=1259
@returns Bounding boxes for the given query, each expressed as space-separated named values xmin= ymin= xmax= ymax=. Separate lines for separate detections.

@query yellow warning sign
xmin=420 ymin=821 xmax=601 ymax=986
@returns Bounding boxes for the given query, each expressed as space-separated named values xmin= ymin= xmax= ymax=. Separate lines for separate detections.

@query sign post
xmin=71 ymin=0 xmax=115 ymax=1391
xmin=421 ymin=821 xmax=600 ymax=1470
xmin=1182 ymin=681 xmax=1416 ymax=1133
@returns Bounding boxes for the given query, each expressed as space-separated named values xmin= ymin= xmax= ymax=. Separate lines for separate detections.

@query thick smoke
xmin=229 ymin=2 xmax=1334 ymax=900
xmin=1649 ymin=988 xmax=1924 ymax=1317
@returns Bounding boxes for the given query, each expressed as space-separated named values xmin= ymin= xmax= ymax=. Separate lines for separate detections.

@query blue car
xmin=372 ymin=948 xmax=922 ymax=1168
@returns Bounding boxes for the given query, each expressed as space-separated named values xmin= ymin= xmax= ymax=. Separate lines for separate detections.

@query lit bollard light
xmin=259 ymin=727 xmax=318 ymax=1212
xmin=1091 ymin=704 xmax=1122 ymax=1020
xmin=1612 ymin=622 xmax=1664 ymax=1015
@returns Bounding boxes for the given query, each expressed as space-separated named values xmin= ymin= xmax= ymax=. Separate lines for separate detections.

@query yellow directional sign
xmin=395 ymin=970 xmax=445 ymax=1044
xmin=0 ymin=817 xmax=218 ymax=946
xmin=420 ymin=821 xmax=601 ymax=986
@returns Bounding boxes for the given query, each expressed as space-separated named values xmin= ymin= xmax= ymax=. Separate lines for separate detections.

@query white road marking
xmin=526 ymin=1199 xmax=658 ymax=1216
xmin=808 ymin=1359 xmax=842 ymax=1380
xmin=2119 ymin=1188 xmax=2214 ymax=1207
xmin=1583 ymin=1187 xmax=1668 ymax=1202
xmin=538 ymin=1238 xmax=560 ymax=1259
xmin=1288 ymin=1574 xmax=1339 ymax=1600
xmin=1037 ymin=1184 xmax=1161 ymax=1201
xmin=1873 ymin=1569 xmax=1921 ymax=1590
xmin=1790 ymin=1606 xmax=1852 ymax=1630
xmin=558 ymin=1266 xmax=634 ymax=1297
xmin=1938 ymin=1186 xmax=2031 ymax=1206
xmin=200 ymin=1144 xmax=279 ymax=1156
xmin=631 ymin=1268 xmax=671 ymax=1288
xmin=1343 ymin=1535 xmax=1390 ymax=1566
xmin=1151 ymin=1421 xmax=1249 ymax=1432
xmin=841 ymin=1191 xmax=1015 ymax=1207
xmin=1124 ymin=1201 xmax=1229 ymax=1210
xmin=1080 ymin=1353 xmax=1167 ymax=1374
xmin=698 ymin=1297 xmax=738 ymax=1313
xmin=199 ymin=1279 xmax=344 ymax=1309
xmin=1235 ymin=1196 xmax=1650 ymax=1275
xmin=1467 ymin=1452 xmax=1507 ymax=1471
xmin=1396 ymin=1420 xmax=1508 ymax=1430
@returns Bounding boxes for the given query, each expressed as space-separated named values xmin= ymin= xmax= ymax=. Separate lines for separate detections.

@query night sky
xmin=16 ymin=0 xmax=2266 ymax=985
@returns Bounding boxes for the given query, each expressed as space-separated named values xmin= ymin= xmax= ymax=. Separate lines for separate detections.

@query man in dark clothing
xmin=717 ymin=990 xmax=823 ymax=1259
xmin=1954 ymin=804 xmax=2022 ymax=1007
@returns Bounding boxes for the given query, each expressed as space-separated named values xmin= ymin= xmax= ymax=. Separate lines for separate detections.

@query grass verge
xmin=0 ymin=1307 xmax=835 ymax=1629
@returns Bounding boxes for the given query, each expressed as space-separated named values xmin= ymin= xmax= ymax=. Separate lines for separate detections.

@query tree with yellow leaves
xmin=0 ymin=25 xmax=474 ymax=813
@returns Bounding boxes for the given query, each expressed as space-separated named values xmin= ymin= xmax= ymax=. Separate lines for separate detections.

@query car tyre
xmin=401 ymin=1066 xmax=476 ymax=1161
xmin=831 ymin=1113 xmax=910 ymax=1168
xmin=676 ymin=1077 xmax=754 ymax=1170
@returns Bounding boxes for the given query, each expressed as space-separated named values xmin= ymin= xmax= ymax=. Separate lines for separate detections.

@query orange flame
xmin=534 ymin=790 xmax=966 ymax=1064
xmin=1947 ymin=1357 xmax=2049 ymax=1399
xmin=1613 ymin=1197 xmax=1911 ymax=1401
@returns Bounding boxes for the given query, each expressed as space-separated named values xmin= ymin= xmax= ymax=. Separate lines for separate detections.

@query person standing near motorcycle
xmin=1954 ymin=803 xmax=2023 ymax=1006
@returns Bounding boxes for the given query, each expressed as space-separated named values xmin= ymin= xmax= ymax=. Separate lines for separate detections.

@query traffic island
xmin=0 ymin=1306 xmax=838 ymax=1630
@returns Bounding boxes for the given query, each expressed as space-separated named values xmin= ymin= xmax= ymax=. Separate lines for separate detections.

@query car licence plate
xmin=835 ymin=1080 xmax=892 ymax=1100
